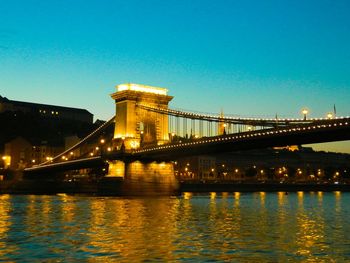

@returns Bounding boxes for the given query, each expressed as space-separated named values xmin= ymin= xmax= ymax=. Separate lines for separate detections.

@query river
xmin=1 ymin=192 xmax=349 ymax=262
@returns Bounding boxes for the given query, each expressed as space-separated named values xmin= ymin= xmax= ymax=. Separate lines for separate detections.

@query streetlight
xmin=327 ymin=112 xmax=333 ymax=119
xmin=302 ymin=109 xmax=308 ymax=120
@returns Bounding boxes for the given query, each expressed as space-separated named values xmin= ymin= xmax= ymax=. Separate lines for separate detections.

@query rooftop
xmin=0 ymin=95 xmax=92 ymax=115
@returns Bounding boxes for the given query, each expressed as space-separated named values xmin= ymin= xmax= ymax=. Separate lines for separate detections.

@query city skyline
xmin=1 ymin=0 xmax=350 ymax=152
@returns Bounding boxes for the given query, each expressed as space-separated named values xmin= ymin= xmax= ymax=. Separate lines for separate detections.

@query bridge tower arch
xmin=111 ymin=83 xmax=173 ymax=150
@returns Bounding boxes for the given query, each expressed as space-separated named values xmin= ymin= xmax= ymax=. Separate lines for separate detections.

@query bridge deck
xmin=24 ymin=118 xmax=350 ymax=173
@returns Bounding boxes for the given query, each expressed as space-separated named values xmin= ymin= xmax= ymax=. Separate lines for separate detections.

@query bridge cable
xmin=38 ymin=115 xmax=116 ymax=166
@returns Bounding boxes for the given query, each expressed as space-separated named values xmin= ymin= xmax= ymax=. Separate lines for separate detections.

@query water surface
xmin=1 ymin=192 xmax=350 ymax=262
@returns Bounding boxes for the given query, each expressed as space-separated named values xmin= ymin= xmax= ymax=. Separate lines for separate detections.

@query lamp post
xmin=302 ymin=109 xmax=308 ymax=120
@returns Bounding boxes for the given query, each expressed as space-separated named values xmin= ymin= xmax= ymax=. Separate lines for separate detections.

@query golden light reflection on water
xmin=222 ymin=192 xmax=229 ymax=199
xmin=297 ymin=191 xmax=304 ymax=208
xmin=277 ymin=191 xmax=289 ymax=245
xmin=86 ymin=198 xmax=182 ymax=261
xmin=278 ymin=191 xmax=286 ymax=206
xmin=295 ymin=211 xmax=328 ymax=259
xmin=0 ymin=193 xmax=349 ymax=261
xmin=0 ymin=195 xmax=13 ymax=257
xmin=259 ymin=191 xmax=266 ymax=206
xmin=317 ymin=191 xmax=323 ymax=206
xmin=334 ymin=191 xmax=341 ymax=198
xmin=233 ymin=192 xmax=240 ymax=207
xmin=183 ymin=192 xmax=192 ymax=200
xmin=234 ymin=192 xmax=240 ymax=199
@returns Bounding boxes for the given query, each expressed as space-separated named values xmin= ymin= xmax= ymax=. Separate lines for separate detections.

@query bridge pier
xmin=106 ymin=160 xmax=178 ymax=196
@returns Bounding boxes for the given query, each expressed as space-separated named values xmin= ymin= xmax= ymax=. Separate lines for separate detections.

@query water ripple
xmin=1 ymin=192 xmax=350 ymax=261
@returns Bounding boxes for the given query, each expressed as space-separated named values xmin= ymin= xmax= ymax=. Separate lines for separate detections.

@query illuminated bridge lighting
xmin=133 ymin=117 xmax=350 ymax=154
xmin=26 ymin=92 xmax=350 ymax=172
xmin=117 ymin=83 xmax=168 ymax=95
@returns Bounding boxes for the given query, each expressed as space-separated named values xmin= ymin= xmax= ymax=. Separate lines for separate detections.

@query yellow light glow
xmin=2 ymin=155 xmax=11 ymax=168
xmin=184 ymin=192 xmax=192 ymax=200
xmin=302 ymin=108 xmax=309 ymax=116
xmin=117 ymin=83 xmax=168 ymax=95
xmin=334 ymin=191 xmax=341 ymax=197
xmin=130 ymin=140 xmax=140 ymax=149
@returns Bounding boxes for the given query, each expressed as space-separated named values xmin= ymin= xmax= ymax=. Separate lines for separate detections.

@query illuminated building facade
xmin=3 ymin=137 xmax=64 ymax=170
xmin=111 ymin=83 xmax=173 ymax=150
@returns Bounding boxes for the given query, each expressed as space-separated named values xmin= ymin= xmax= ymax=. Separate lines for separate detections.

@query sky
xmin=1 ymin=0 xmax=350 ymax=152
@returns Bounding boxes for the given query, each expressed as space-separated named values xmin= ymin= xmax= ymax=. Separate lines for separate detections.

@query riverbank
xmin=179 ymin=181 xmax=350 ymax=193
xmin=1 ymin=178 xmax=350 ymax=195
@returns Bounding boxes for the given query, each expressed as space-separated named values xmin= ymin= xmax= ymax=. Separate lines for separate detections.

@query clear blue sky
xmin=1 ymin=0 xmax=350 ymax=152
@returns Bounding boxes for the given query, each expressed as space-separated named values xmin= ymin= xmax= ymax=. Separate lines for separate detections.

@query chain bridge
xmin=24 ymin=84 xmax=350 ymax=194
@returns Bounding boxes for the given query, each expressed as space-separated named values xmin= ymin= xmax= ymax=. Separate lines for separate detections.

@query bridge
xmin=24 ymin=83 xmax=350 ymax=194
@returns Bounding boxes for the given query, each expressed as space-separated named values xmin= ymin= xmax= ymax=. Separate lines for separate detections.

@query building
xmin=3 ymin=137 xmax=32 ymax=170
xmin=2 ymin=137 xmax=64 ymax=170
xmin=0 ymin=95 xmax=93 ymax=123
xmin=176 ymin=155 xmax=217 ymax=180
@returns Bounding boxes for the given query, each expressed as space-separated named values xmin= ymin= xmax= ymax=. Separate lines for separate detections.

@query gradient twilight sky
xmin=1 ymin=0 xmax=350 ymax=152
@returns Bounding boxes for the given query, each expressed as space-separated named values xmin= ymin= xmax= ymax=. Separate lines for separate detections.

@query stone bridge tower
xmin=111 ymin=83 xmax=173 ymax=150
xmin=108 ymin=84 xmax=178 ymax=195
